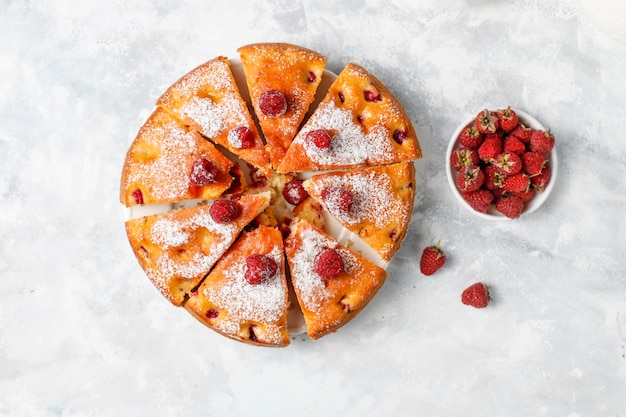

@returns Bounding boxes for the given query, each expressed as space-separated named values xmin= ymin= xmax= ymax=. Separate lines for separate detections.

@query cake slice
xmin=277 ymin=63 xmax=422 ymax=173
xmin=237 ymin=43 xmax=327 ymax=167
xmin=284 ymin=219 xmax=387 ymax=340
xmin=303 ymin=162 xmax=415 ymax=262
xmin=156 ymin=56 xmax=271 ymax=176
xmin=120 ymin=108 xmax=235 ymax=207
xmin=125 ymin=192 xmax=271 ymax=306
xmin=185 ymin=225 xmax=290 ymax=347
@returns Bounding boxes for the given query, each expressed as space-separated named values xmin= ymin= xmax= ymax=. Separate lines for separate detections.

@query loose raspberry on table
xmin=461 ymin=282 xmax=491 ymax=308
xmin=209 ymin=199 xmax=241 ymax=223
xmin=282 ymin=179 xmax=308 ymax=206
xmin=190 ymin=158 xmax=219 ymax=186
xmin=259 ymin=89 xmax=287 ymax=117
xmin=314 ymin=249 xmax=345 ymax=280
xmin=244 ymin=254 xmax=278 ymax=285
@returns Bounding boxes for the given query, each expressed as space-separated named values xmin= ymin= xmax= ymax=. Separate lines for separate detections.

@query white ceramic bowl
xmin=445 ymin=108 xmax=558 ymax=220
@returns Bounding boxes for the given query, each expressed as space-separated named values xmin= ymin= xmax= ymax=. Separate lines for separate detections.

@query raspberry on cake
xmin=284 ymin=219 xmax=387 ymax=340
xmin=155 ymin=56 xmax=271 ymax=177
xmin=277 ymin=63 xmax=422 ymax=173
xmin=120 ymin=108 xmax=235 ymax=207
xmin=185 ymin=225 xmax=290 ymax=347
xmin=303 ymin=161 xmax=415 ymax=262
xmin=237 ymin=43 xmax=328 ymax=168
xmin=125 ymin=192 xmax=271 ymax=306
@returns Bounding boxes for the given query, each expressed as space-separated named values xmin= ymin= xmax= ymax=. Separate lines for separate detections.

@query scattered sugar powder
xmin=295 ymin=100 xmax=392 ymax=166
xmin=127 ymin=118 xmax=198 ymax=201
xmin=290 ymin=227 xmax=360 ymax=312
xmin=179 ymin=96 xmax=248 ymax=140
xmin=147 ymin=209 xmax=237 ymax=284
xmin=311 ymin=171 xmax=408 ymax=229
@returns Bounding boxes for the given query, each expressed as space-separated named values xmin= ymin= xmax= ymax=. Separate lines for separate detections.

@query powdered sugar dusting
xmin=125 ymin=117 xmax=198 ymax=201
xmin=290 ymin=226 xmax=359 ymax=312
xmin=310 ymin=170 xmax=407 ymax=229
xmin=204 ymin=246 xmax=287 ymax=344
xmin=180 ymin=96 xmax=249 ymax=139
xmin=294 ymin=100 xmax=392 ymax=166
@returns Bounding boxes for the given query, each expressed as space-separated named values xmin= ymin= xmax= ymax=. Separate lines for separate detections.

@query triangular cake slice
xmin=284 ymin=219 xmax=387 ymax=340
xmin=277 ymin=63 xmax=422 ymax=173
xmin=237 ymin=43 xmax=327 ymax=168
xmin=303 ymin=162 xmax=415 ymax=262
xmin=185 ymin=225 xmax=290 ymax=347
xmin=156 ymin=56 xmax=271 ymax=176
xmin=125 ymin=192 xmax=271 ymax=306
xmin=120 ymin=108 xmax=235 ymax=206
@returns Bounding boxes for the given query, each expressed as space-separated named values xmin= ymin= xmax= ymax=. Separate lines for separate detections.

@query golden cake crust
xmin=277 ymin=63 xmax=422 ymax=173
xmin=237 ymin=43 xmax=327 ymax=167
xmin=125 ymin=192 xmax=270 ymax=306
xmin=184 ymin=225 xmax=290 ymax=347
xmin=156 ymin=56 xmax=271 ymax=176
xmin=120 ymin=108 xmax=235 ymax=206
xmin=304 ymin=161 xmax=416 ymax=261
xmin=284 ymin=219 xmax=387 ymax=340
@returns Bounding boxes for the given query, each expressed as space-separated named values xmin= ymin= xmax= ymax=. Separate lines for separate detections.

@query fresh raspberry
xmin=456 ymin=166 xmax=485 ymax=192
xmin=475 ymin=109 xmax=500 ymax=134
xmin=513 ymin=188 xmax=536 ymax=203
xmin=282 ymin=179 xmax=308 ymax=205
xmin=521 ymin=152 xmax=546 ymax=176
xmin=510 ymin=123 xmax=532 ymax=144
xmin=314 ymin=249 xmax=344 ymax=279
xmin=477 ymin=134 xmax=503 ymax=161
xmin=496 ymin=106 xmax=519 ymax=132
xmin=502 ymin=172 xmax=530 ymax=193
xmin=419 ymin=241 xmax=446 ymax=276
xmin=495 ymin=194 xmax=525 ymax=218
xmin=503 ymin=136 xmax=526 ymax=155
xmin=244 ymin=254 xmax=278 ymax=285
xmin=259 ymin=89 xmax=287 ymax=117
xmin=209 ymin=199 xmax=241 ymax=223
xmin=461 ymin=282 xmax=491 ymax=308
xmin=529 ymin=129 xmax=555 ymax=155
xmin=306 ymin=129 xmax=332 ymax=149
xmin=461 ymin=189 xmax=494 ymax=213
xmin=321 ymin=187 xmax=354 ymax=214
xmin=132 ymin=189 xmax=144 ymax=205
xmin=227 ymin=126 xmax=254 ymax=149
xmin=205 ymin=308 xmax=220 ymax=319
xmin=307 ymin=71 xmax=317 ymax=83
xmin=531 ymin=166 xmax=551 ymax=191
xmin=190 ymin=158 xmax=219 ymax=186
xmin=458 ymin=126 xmax=484 ymax=149
xmin=493 ymin=152 xmax=522 ymax=176
xmin=393 ymin=128 xmax=408 ymax=144
xmin=364 ymin=89 xmax=382 ymax=102
xmin=450 ymin=147 xmax=480 ymax=172
xmin=484 ymin=165 xmax=505 ymax=190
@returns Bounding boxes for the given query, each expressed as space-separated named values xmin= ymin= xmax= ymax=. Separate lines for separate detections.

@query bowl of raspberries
xmin=446 ymin=107 xmax=557 ymax=220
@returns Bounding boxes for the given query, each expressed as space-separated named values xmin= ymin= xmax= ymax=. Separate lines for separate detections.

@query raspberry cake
xmin=185 ymin=225 xmax=290 ymax=347
xmin=125 ymin=192 xmax=270 ymax=306
xmin=284 ymin=219 xmax=387 ymax=340
xmin=303 ymin=161 xmax=416 ymax=262
xmin=277 ymin=63 xmax=422 ymax=173
xmin=156 ymin=56 xmax=271 ymax=176
xmin=237 ymin=43 xmax=328 ymax=167
xmin=122 ymin=43 xmax=422 ymax=345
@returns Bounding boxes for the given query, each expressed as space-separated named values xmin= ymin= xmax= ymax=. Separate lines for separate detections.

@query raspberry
xmin=495 ymin=195 xmax=525 ymax=219
xmin=461 ymin=189 xmax=494 ymax=213
xmin=307 ymin=71 xmax=317 ymax=83
xmin=306 ymin=129 xmax=332 ymax=149
xmin=190 ymin=158 xmax=219 ymax=186
xmin=205 ymin=308 xmax=220 ymax=319
xmin=209 ymin=199 xmax=241 ymax=223
xmin=521 ymin=152 xmax=545 ymax=176
xmin=259 ymin=89 xmax=287 ymax=117
xmin=282 ymin=179 xmax=308 ymax=205
xmin=227 ymin=126 xmax=254 ymax=149
xmin=338 ymin=91 xmax=345 ymax=103
xmin=244 ymin=254 xmax=278 ymax=285
xmin=321 ymin=186 xmax=354 ymax=214
xmin=529 ymin=129 xmax=555 ymax=155
xmin=364 ymin=89 xmax=382 ymax=102
xmin=503 ymin=136 xmax=526 ymax=155
xmin=392 ymin=129 xmax=408 ymax=144
xmin=314 ymin=249 xmax=344 ymax=279
xmin=132 ymin=189 xmax=144 ymax=205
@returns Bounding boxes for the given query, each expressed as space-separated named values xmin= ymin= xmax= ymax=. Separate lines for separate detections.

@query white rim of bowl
xmin=445 ymin=108 xmax=558 ymax=220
